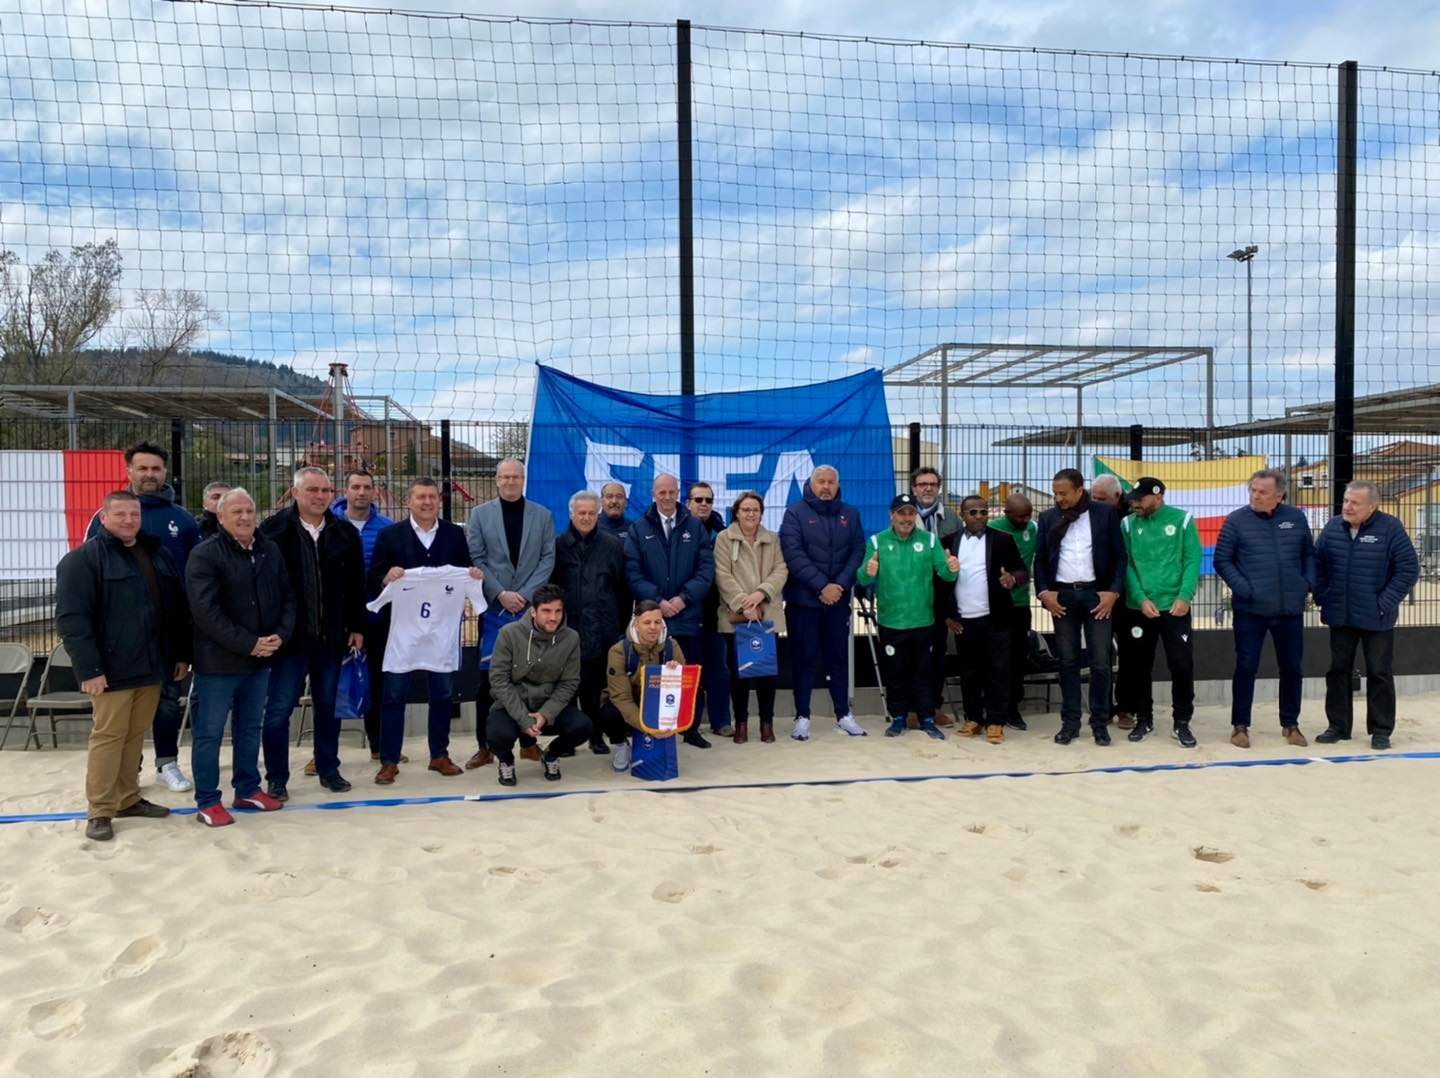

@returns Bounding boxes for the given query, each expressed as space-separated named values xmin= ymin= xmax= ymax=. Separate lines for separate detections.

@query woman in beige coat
xmin=714 ymin=491 xmax=788 ymax=743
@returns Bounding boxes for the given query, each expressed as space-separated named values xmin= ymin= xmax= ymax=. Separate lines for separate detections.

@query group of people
xmin=55 ymin=442 xmax=1419 ymax=843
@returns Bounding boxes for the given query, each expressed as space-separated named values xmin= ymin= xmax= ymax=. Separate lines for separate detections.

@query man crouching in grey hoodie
xmin=484 ymin=583 xmax=588 ymax=786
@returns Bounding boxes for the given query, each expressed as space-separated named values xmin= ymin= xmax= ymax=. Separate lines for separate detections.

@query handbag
xmin=732 ymin=619 xmax=778 ymax=679
xmin=334 ymin=648 xmax=370 ymax=720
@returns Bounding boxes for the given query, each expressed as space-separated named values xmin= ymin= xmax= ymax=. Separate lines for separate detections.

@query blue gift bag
xmin=335 ymin=648 xmax=370 ymax=720
xmin=630 ymin=731 xmax=680 ymax=781
xmin=479 ymin=607 xmax=524 ymax=669
xmin=732 ymin=619 xmax=778 ymax=679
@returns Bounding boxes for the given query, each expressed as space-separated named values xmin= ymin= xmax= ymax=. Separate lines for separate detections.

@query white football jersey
xmin=366 ymin=566 xmax=488 ymax=673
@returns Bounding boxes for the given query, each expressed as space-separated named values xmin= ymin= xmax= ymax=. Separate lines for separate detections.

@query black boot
xmin=683 ymin=728 xmax=712 ymax=749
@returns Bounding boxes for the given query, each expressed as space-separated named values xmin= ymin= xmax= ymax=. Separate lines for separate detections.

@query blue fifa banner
xmin=528 ymin=367 xmax=895 ymax=534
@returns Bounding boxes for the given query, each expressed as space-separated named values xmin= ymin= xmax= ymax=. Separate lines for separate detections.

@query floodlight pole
xmin=939 ymin=345 xmax=949 ymax=481
xmin=1226 ymin=244 xmax=1259 ymax=430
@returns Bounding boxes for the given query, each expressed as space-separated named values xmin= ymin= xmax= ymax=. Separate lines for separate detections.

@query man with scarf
xmin=1033 ymin=469 xmax=1127 ymax=745
xmin=912 ymin=467 xmax=959 ymax=727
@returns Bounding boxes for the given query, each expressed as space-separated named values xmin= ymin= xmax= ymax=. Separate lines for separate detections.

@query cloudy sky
xmin=2 ymin=0 xmax=1437 ymax=455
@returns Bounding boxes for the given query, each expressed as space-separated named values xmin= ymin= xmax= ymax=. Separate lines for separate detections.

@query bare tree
xmin=0 ymin=240 xmax=123 ymax=384
xmin=120 ymin=287 xmax=218 ymax=383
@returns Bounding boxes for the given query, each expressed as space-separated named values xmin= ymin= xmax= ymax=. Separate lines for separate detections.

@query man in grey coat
xmin=483 ymin=584 xmax=587 ymax=785
xmin=466 ymin=457 xmax=557 ymax=767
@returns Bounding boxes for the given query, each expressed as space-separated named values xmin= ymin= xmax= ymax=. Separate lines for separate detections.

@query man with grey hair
xmin=465 ymin=457 xmax=556 ymax=768
xmin=257 ymin=466 xmax=367 ymax=798
xmin=550 ymin=489 xmax=629 ymax=753
xmin=199 ymin=481 xmax=230 ymax=539
xmin=1314 ymin=480 xmax=1419 ymax=749
xmin=1214 ymin=468 xmax=1317 ymax=749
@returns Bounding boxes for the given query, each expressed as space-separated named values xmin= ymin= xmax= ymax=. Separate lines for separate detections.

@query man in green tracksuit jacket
xmin=988 ymin=492 xmax=1038 ymax=729
xmin=856 ymin=494 xmax=958 ymax=739
xmin=1118 ymin=477 xmax=1201 ymax=746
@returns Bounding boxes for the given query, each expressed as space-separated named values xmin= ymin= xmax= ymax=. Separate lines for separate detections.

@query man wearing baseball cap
xmin=1119 ymin=478 xmax=1202 ymax=746
xmin=855 ymin=494 xmax=959 ymax=739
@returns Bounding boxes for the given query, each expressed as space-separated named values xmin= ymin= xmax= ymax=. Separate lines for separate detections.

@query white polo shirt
xmin=1056 ymin=511 xmax=1096 ymax=584
xmin=953 ymin=531 xmax=990 ymax=617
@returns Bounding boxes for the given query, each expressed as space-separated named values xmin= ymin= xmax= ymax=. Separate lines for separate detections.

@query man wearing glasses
xmin=943 ymin=495 xmax=1029 ymax=743
xmin=912 ymin=467 xmax=959 ymax=727
xmin=687 ymin=482 xmax=733 ymax=738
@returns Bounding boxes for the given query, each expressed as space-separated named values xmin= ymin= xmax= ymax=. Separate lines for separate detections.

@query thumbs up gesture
xmin=866 ymin=551 xmax=880 ymax=578
xmin=945 ymin=551 xmax=959 ymax=574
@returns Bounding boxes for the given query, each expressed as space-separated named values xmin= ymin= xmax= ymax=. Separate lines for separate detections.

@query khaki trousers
xmin=85 ymin=685 xmax=162 ymax=819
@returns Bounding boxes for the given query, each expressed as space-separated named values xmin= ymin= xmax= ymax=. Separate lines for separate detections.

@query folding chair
xmin=292 ymin=677 xmax=313 ymax=745
xmin=0 ymin=642 xmax=35 ymax=750
xmin=23 ymin=643 xmax=95 ymax=749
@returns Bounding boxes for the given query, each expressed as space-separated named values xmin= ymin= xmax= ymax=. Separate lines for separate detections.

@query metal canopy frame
xmin=883 ymin=342 xmax=1215 ymax=470
xmin=0 ymin=384 xmax=329 ymax=422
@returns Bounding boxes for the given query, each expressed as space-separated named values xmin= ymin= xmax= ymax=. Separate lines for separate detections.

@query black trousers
xmin=1324 ymin=627 xmax=1396 ymax=738
xmin=726 ymin=634 xmax=778 ymax=723
xmin=362 ymin=622 xmax=388 ymax=753
xmin=928 ymin=618 xmax=952 ymax=716
xmin=595 ymin=701 xmax=634 ymax=744
xmin=954 ymin=613 xmax=1011 ymax=725
xmin=1117 ymin=610 xmax=1195 ymax=724
xmin=1005 ymin=604 xmax=1029 ymax=722
xmin=877 ymin=625 xmax=934 ymax=719
xmin=1112 ymin=605 xmax=1136 ymax=716
xmin=576 ymin=655 xmax=609 ymax=743
xmin=485 ymin=705 xmax=592 ymax=764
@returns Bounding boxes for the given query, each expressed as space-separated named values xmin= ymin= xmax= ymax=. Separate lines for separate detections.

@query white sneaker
xmin=157 ymin=762 xmax=193 ymax=793
xmin=612 ymin=742 xmax=632 ymax=772
xmin=837 ymin=714 xmax=868 ymax=737
xmin=791 ymin=716 xmax=811 ymax=741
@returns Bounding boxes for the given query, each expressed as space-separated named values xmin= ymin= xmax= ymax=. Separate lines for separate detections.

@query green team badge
xmin=1165 ymin=524 xmax=1177 ymax=536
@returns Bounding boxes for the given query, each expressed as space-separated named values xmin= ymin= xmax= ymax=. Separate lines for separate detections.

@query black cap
xmin=890 ymin=493 xmax=918 ymax=511
xmin=1132 ymin=477 xmax=1165 ymax=497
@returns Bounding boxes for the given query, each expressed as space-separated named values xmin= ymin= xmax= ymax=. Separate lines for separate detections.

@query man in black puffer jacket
xmin=186 ymin=488 xmax=295 ymax=829
xmin=551 ymin=491 xmax=629 ymax=754
xmin=1314 ymin=480 xmax=1419 ymax=749
xmin=56 ymin=491 xmax=191 ymax=842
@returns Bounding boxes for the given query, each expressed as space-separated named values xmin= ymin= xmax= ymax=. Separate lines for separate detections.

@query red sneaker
xmin=196 ymin=804 xmax=235 ymax=828
xmin=232 ymin=790 xmax=284 ymax=812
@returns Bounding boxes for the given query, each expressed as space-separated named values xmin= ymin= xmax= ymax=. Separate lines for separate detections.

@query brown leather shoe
xmin=375 ymin=764 xmax=399 ymax=785
xmin=1114 ymin=711 xmax=1135 ymax=730
xmin=733 ymin=721 xmax=748 ymax=744
xmin=1230 ymin=726 xmax=1250 ymax=749
xmin=371 ymin=751 xmax=410 ymax=763
xmin=304 ymin=757 xmax=317 ymax=776
xmin=519 ymin=745 xmax=542 ymax=762
xmin=759 ymin=720 xmax=775 ymax=743
xmin=985 ymin=724 xmax=1005 ymax=744
xmin=1283 ymin=726 xmax=1308 ymax=748
xmin=958 ymin=719 xmax=983 ymax=737
xmin=934 ymin=711 xmax=955 ymax=727
xmin=465 ymin=749 xmax=493 ymax=770
xmin=428 ymin=756 xmax=462 ymax=776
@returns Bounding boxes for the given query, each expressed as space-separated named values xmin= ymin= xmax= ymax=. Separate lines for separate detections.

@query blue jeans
xmin=262 ymin=640 xmax=342 ymax=785
xmin=381 ymin=670 xmax=454 ymax=764
xmin=191 ymin=669 xmax=270 ymax=809
xmin=1232 ymin=611 xmax=1304 ymax=727
xmin=700 ymin=627 xmax=733 ymax=732
xmin=1051 ymin=586 xmax=1113 ymax=731
xmin=788 ymin=603 xmax=851 ymax=719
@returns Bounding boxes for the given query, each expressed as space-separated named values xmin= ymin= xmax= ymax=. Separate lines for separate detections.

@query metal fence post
xmin=440 ymin=419 xmax=453 ymax=522
xmin=170 ymin=419 xmax=185 ymax=505
xmin=1333 ymin=60 xmax=1359 ymax=515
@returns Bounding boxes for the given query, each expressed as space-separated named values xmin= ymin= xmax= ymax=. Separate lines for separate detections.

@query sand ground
xmin=1 ymin=694 xmax=1437 ymax=1077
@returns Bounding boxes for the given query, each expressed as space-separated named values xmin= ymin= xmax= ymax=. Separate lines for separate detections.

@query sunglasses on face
xmin=963 ymin=508 xmax=988 ymax=516
xmin=690 ymin=497 xmax=713 ymax=504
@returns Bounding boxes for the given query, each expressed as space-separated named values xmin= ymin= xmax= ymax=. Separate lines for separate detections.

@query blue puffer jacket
xmin=623 ymin=504 xmax=715 ymax=637
xmin=779 ymin=481 xmax=865 ymax=609
xmin=1214 ymin=503 xmax=1316 ymax=617
xmin=85 ymin=483 xmax=201 ymax=573
xmin=1314 ymin=510 xmax=1419 ymax=631
xmin=330 ymin=497 xmax=394 ymax=573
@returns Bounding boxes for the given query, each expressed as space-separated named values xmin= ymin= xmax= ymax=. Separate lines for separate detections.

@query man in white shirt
xmin=367 ymin=478 xmax=483 ymax=783
xmin=1033 ymin=469 xmax=1127 ymax=746
xmin=943 ymin=496 xmax=1028 ymax=744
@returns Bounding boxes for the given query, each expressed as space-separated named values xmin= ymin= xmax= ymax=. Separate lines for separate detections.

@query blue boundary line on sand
xmin=3 ymin=750 xmax=1437 ymax=826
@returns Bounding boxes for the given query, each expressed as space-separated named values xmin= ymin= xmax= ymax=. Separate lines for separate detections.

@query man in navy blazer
xmin=1313 ymin=480 xmax=1419 ymax=749
xmin=1033 ymin=469 xmax=1127 ymax=745
xmin=368 ymin=478 xmax=479 ymax=781
xmin=624 ymin=472 xmax=715 ymax=749
xmin=464 ymin=458 xmax=556 ymax=768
